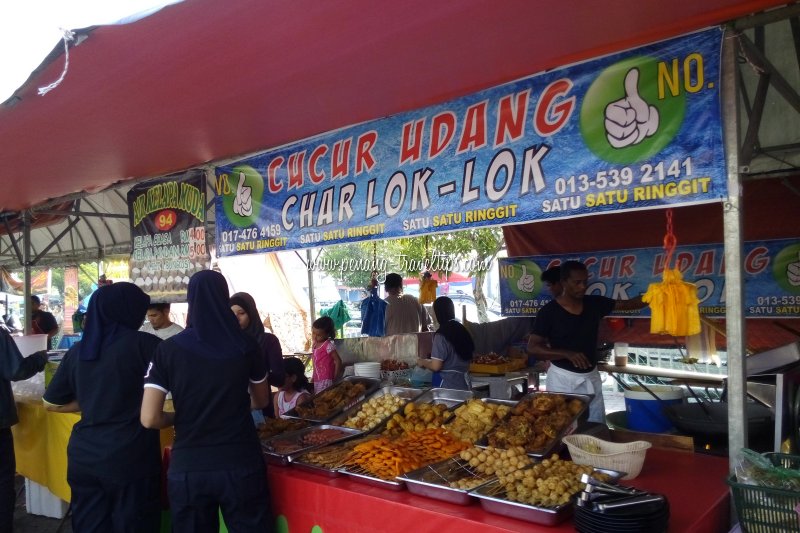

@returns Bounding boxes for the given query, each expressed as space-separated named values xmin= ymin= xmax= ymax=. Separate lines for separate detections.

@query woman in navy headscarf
xmin=230 ymin=292 xmax=284 ymax=419
xmin=141 ymin=270 xmax=272 ymax=533
xmin=416 ymin=296 xmax=475 ymax=390
xmin=44 ymin=282 xmax=162 ymax=533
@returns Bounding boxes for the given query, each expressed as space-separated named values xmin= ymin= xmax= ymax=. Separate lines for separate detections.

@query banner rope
xmin=38 ymin=28 xmax=76 ymax=96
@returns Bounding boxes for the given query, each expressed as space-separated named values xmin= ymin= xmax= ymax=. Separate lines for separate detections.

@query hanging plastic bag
xmin=642 ymin=210 xmax=701 ymax=337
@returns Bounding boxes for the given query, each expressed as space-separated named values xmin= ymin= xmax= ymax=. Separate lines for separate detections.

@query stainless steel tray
xmin=469 ymin=466 xmax=624 ymax=525
xmin=443 ymin=397 xmax=518 ymax=443
xmin=398 ymin=457 xmax=493 ymax=505
xmin=327 ymin=386 xmax=424 ymax=431
xmin=413 ymin=387 xmax=474 ymax=408
xmin=480 ymin=392 xmax=590 ymax=458
xmin=290 ymin=436 xmax=371 ymax=477
xmin=284 ymin=376 xmax=381 ymax=423
xmin=470 ymin=478 xmax=570 ymax=525
xmin=261 ymin=425 xmax=363 ymax=465
xmin=338 ymin=468 xmax=406 ymax=491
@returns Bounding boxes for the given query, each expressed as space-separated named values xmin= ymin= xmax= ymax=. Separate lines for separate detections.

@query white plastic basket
xmin=380 ymin=368 xmax=412 ymax=384
xmin=562 ymin=434 xmax=651 ymax=480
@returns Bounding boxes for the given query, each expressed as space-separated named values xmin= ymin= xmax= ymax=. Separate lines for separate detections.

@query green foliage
xmin=317 ymin=228 xmax=505 ymax=322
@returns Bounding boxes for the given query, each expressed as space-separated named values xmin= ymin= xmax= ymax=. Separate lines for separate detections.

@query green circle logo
xmin=222 ymin=164 xmax=264 ymax=228
xmin=504 ymin=260 xmax=544 ymax=300
xmin=772 ymin=244 xmax=800 ymax=294
xmin=580 ymin=56 xmax=686 ymax=164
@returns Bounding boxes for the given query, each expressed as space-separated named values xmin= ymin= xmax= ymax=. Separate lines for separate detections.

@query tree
xmin=317 ymin=227 xmax=505 ymax=322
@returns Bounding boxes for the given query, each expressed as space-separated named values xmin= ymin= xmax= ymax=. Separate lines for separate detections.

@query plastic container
xmin=13 ymin=334 xmax=47 ymax=355
xmin=624 ymin=385 xmax=684 ymax=433
xmin=562 ymin=434 xmax=651 ymax=479
xmin=727 ymin=453 xmax=800 ymax=533
xmin=25 ymin=479 xmax=69 ymax=519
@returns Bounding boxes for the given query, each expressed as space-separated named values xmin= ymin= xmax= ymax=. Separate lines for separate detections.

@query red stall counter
xmin=268 ymin=447 xmax=730 ymax=533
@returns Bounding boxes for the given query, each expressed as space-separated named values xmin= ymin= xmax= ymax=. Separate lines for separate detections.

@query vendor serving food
xmin=527 ymin=261 xmax=644 ymax=422
xmin=416 ymin=296 xmax=474 ymax=390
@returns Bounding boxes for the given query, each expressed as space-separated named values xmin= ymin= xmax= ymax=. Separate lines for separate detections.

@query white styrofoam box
xmin=25 ymin=479 xmax=69 ymax=519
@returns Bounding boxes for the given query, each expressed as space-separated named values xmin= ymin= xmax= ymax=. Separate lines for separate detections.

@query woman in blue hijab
xmin=44 ymin=282 xmax=163 ymax=533
xmin=141 ymin=270 xmax=272 ymax=533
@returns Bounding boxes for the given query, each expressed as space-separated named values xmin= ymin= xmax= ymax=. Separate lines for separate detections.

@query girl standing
xmin=274 ymin=357 xmax=312 ymax=418
xmin=311 ymin=316 xmax=343 ymax=394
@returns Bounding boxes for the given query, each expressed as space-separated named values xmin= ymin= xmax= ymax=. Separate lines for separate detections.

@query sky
xmin=0 ymin=0 xmax=179 ymax=103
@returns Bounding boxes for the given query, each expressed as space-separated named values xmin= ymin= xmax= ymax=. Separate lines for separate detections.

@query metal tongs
xmin=578 ymin=474 xmax=665 ymax=513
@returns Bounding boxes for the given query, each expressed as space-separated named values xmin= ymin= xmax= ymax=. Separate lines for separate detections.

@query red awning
xmin=0 ymin=0 xmax=789 ymax=213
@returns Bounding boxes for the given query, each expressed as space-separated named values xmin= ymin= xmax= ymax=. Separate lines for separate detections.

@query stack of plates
xmin=354 ymin=362 xmax=381 ymax=378
xmin=574 ymin=495 xmax=669 ymax=533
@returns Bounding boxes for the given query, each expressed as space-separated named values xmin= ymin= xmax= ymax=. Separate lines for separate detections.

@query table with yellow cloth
xmin=11 ymin=399 xmax=175 ymax=502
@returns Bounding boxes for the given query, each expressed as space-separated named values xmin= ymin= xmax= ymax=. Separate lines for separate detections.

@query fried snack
xmin=342 ymin=429 xmax=469 ymax=480
xmin=495 ymin=454 xmax=609 ymax=508
xmin=446 ymin=399 xmax=511 ymax=443
xmin=383 ymin=402 xmax=453 ymax=437
xmin=380 ymin=359 xmax=409 ymax=371
xmin=295 ymin=381 xmax=367 ymax=419
xmin=473 ymin=352 xmax=509 ymax=365
xmin=344 ymin=393 xmax=408 ymax=431
xmin=297 ymin=436 xmax=373 ymax=469
xmin=257 ymin=418 xmax=309 ymax=440
xmin=488 ymin=393 xmax=583 ymax=452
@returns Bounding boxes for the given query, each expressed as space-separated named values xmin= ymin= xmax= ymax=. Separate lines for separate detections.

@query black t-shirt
xmin=144 ymin=336 xmax=267 ymax=473
xmin=43 ymin=330 xmax=162 ymax=479
xmin=531 ymin=295 xmax=615 ymax=374
xmin=32 ymin=310 xmax=58 ymax=349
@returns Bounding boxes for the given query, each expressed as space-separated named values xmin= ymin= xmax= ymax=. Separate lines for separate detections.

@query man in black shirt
xmin=528 ymin=261 xmax=644 ymax=422
xmin=0 ymin=329 xmax=47 ymax=532
xmin=30 ymin=296 xmax=59 ymax=350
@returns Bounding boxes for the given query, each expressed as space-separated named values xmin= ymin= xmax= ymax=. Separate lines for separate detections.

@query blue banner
xmin=214 ymin=29 xmax=724 ymax=256
xmin=498 ymin=239 xmax=800 ymax=319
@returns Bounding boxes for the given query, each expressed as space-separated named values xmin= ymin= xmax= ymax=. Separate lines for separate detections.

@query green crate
xmin=728 ymin=453 xmax=800 ymax=533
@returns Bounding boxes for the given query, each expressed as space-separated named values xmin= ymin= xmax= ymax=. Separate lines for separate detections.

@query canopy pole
xmin=307 ymin=249 xmax=316 ymax=322
xmin=722 ymin=27 xmax=747 ymax=464
xmin=22 ymin=210 xmax=32 ymax=335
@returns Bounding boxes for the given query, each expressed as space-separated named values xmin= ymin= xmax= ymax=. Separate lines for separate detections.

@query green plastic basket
xmin=728 ymin=453 xmax=800 ymax=533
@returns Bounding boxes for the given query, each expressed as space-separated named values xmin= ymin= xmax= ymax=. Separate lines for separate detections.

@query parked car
xmin=343 ymin=319 xmax=364 ymax=338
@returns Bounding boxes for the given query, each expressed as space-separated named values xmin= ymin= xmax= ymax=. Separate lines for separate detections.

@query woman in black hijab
xmin=416 ymin=296 xmax=475 ymax=390
xmin=141 ymin=270 xmax=272 ymax=533
xmin=230 ymin=292 xmax=284 ymax=419
xmin=44 ymin=282 xmax=162 ymax=533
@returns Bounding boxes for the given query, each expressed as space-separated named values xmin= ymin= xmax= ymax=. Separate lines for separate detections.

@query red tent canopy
xmin=0 ymin=0 xmax=789 ymax=213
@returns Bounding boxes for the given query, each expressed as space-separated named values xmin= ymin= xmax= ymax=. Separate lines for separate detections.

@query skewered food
xmin=342 ymin=428 xmax=469 ymax=480
xmin=494 ymin=454 xmax=609 ymax=507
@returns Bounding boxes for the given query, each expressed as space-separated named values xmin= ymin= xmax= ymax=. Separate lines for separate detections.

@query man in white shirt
xmin=139 ymin=303 xmax=183 ymax=340
xmin=383 ymin=273 xmax=430 ymax=336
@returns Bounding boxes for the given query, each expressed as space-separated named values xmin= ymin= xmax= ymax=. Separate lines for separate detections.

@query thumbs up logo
xmin=604 ymin=68 xmax=659 ymax=148
xmin=580 ymin=57 xmax=686 ymax=164
xmin=221 ymin=165 xmax=264 ymax=227
xmin=517 ymin=264 xmax=535 ymax=293
xmin=233 ymin=172 xmax=253 ymax=217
